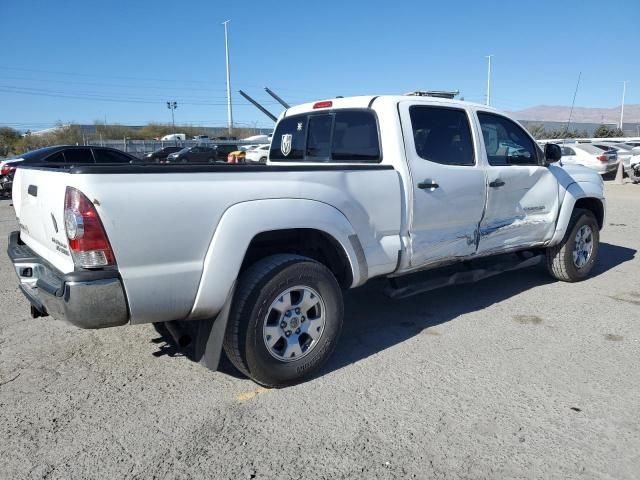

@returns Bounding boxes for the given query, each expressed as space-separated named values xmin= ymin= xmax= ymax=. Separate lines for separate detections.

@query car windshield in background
xmin=270 ymin=109 xmax=380 ymax=162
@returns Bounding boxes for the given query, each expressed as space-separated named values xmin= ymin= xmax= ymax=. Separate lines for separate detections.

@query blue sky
xmin=1 ymin=0 xmax=638 ymax=131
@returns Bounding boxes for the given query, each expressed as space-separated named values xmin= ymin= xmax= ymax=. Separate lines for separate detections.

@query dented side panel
xmin=477 ymin=166 xmax=560 ymax=255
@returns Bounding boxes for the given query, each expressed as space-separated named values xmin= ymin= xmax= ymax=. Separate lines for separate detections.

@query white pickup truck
xmin=8 ymin=94 xmax=605 ymax=387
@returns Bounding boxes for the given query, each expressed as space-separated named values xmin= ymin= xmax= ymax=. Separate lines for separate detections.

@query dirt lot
xmin=0 ymin=182 xmax=638 ymax=480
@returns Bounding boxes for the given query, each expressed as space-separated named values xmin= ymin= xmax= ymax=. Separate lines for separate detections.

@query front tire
xmin=546 ymin=209 xmax=599 ymax=282
xmin=223 ymin=254 xmax=343 ymax=387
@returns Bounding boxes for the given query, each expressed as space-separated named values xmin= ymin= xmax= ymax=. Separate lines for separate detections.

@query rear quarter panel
xmin=71 ymin=168 xmax=402 ymax=324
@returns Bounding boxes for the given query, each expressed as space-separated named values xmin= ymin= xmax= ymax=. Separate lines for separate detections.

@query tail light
xmin=1 ymin=165 xmax=15 ymax=175
xmin=64 ymin=187 xmax=115 ymax=268
xmin=596 ymin=155 xmax=608 ymax=162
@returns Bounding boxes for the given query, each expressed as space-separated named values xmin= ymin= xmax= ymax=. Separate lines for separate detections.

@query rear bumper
xmin=7 ymin=231 xmax=129 ymax=329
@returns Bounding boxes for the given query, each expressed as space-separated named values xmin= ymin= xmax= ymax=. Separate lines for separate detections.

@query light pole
xmin=167 ymin=101 xmax=177 ymax=131
xmin=222 ymin=20 xmax=234 ymax=137
xmin=485 ymin=55 xmax=493 ymax=106
xmin=619 ymin=81 xmax=627 ymax=132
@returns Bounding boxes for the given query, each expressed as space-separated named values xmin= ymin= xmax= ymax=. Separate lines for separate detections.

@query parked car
xmin=8 ymin=95 xmax=605 ymax=387
xmin=161 ymin=133 xmax=186 ymax=141
xmin=592 ymin=142 xmax=632 ymax=172
xmin=166 ymin=144 xmax=239 ymax=163
xmin=559 ymin=143 xmax=618 ymax=175
xmin=3 ymin=145 xmax=137 ymax=166
xmin=245 ymin=144 xmax=270 ymax=164
xmin=143 ymin=146 xmax=183 ymax=163
xmin=193 ymin=135 xmax=210 ymax=142
xmin=0 ymin=159 xmax=22 ymax=197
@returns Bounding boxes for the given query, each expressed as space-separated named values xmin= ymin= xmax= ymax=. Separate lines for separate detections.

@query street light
xmin=166 ymin=101 xmax=178 ymax=131
xmin=485 ymin=55 xmax=493 ymax=106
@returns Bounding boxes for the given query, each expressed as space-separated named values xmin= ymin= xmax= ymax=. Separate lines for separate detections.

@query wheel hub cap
xmin=262 ymin=286 xmax=326 ymax=362
xmin=573 ymin=225 xmax=594 ymax=269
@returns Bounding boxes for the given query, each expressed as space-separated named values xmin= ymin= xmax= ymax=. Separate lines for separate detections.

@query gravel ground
xmin=0 ymin=182 xmax=638 ymax=480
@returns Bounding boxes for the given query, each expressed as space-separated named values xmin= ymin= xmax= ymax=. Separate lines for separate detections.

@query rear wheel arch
xmin=241 ymin=228 xmax=356 ymax=288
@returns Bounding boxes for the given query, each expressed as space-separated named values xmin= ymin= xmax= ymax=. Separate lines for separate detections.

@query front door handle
xmin=489 ymin=179 xmax=505 ymax=188
xmin=418 ymin=181 xmax=439 ymax=190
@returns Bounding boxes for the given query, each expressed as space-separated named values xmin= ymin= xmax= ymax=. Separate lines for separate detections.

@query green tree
xmin=0 ymin=127 xmax=22 ymax=156
xmin=593 ymin=125 xmax=624 ymax=138
xmin=526 ymin=123 xmax=547 ymax=139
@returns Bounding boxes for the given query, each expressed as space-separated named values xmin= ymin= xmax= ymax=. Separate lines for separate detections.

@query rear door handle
xmin=489 ymin=180 xmax=505 ymax=188
xmin=418 ymin=181 xmax=439 ymax=190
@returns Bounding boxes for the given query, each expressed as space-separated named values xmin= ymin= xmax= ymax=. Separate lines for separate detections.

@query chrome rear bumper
xmin=7 ymin=231 xmax=129 ymax=329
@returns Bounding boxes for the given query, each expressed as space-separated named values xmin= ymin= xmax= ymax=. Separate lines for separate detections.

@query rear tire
xmin=223 ymin=254 xmax=343 ymax=387
xmin=546 ymin=209 xmax=599 ymax=282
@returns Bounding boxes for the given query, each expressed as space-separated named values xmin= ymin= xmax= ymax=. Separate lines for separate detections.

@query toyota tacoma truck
xmin=8 ymin=94 xmax=605 ymax=387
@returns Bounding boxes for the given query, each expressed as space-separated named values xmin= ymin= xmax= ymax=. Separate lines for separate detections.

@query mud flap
xmin=193 ymin=283 xmax=236 ymax=371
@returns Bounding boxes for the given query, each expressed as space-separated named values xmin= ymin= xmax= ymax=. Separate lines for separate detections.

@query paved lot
xmin=0 ymin=182 xmax=638 ymax=480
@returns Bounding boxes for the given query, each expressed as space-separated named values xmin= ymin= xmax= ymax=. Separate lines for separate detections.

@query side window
xmin=270 ymin=116 xmax=306 ymax=160
xmin=331 ymin=111 xmax=380 ymax=161
xmin=63 ymin=148 xmax=94 ymax=163
xmin=409 ymin=106 xmax=475 ymax=166
xmin=44 ymin=152 xmax=65 ymax=163
xmin=93 ymin=149 xmax=132 ymax=163
xmin=560 ymin=147 xmax=575 ymax=156
xmin=306 ymin=114 xmax=332 ymax=160
xmin=477 ymin=112 xmax=539 ymax=166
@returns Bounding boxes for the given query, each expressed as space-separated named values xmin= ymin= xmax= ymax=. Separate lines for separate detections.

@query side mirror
xmin=544 ymin=143 xmax=562 ymax=164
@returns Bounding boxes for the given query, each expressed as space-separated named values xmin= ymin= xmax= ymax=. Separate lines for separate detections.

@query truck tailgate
xmin=13 ymin=168 xmax=75 ymax=274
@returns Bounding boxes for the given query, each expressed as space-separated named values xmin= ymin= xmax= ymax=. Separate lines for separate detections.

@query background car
xmin=592 ymin=142 xmax=632 ymax=171
xmin=143 ymin=146 xmax=183 ymax=163
xmin=0 ymin=158 xmax=22 ymax=197
xmin=166 ymin=144 xmax=239 ymax=163
xmin=4 ymin=145 xmax=137 ymax=165
xmin=560 ymin=143 xmax=618 ymax=175
xmin=245 ymin=144 xmax=270 ymax=164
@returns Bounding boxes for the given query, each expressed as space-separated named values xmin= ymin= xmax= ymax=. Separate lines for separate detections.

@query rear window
xmin=270 ymin=109 xmax=380 ymax=162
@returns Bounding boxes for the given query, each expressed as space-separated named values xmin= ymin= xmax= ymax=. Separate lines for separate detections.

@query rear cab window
xmin=270 ymin=109 xmax=381 ymax=162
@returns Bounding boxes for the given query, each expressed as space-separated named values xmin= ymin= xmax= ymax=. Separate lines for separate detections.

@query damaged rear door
xmin=475 ymin=111 xmax=559 ymax=255
xmin=399 ymin=102 xmax=486 ymax=268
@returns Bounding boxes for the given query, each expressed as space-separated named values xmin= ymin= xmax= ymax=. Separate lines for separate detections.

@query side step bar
xmin=385 ymin=253 xmax=544 ymax=299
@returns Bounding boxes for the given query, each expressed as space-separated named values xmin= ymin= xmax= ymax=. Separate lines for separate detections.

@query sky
xmin=1 ymin=0 xmax=638 ymax=131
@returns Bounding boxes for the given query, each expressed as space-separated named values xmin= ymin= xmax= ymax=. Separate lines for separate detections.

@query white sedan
xmin=560 ymin=144 xmax=619 ymax=175
xmin=244 ymin=144 xmax=270 ymax=164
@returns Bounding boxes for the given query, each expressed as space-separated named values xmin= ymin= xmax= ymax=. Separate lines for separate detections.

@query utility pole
xmin=619 ymin=80 xmax=627 ymax=131
xmin=167 ymin=101 xmax=177 ymax=131
xmin=223 ymin=20 xmax=234 ymax=137
xmin=485 ymin=55 xmax=493 ymax=106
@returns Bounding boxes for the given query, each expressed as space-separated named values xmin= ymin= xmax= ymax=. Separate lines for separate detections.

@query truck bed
xmin=13 ymin=163 xmax=403 ymax=324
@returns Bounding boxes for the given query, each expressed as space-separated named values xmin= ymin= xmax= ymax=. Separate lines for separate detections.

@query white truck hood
xmin=559 ymin=163 xmax=604 ymax=185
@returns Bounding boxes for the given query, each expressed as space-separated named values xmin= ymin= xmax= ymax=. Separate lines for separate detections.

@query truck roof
xmin=283 ymin=94 xmax=500 ymax=118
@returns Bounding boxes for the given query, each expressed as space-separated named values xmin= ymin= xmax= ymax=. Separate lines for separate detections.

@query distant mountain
xmin=508 ymin=104 xmax=640 ymax=124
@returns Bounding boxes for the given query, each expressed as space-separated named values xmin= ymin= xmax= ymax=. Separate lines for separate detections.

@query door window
xmin=560 ymin=147 xmax=576 ymax=156
xmin=63 ymin=148 xmax=94 ymax=163
xmin=93 ymin=148 xmax=132 ymax=163
xmin=477 ymin=112 xmax=539 ymax=166
xmin=409 ymin=106 xmax=475 ymax=166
